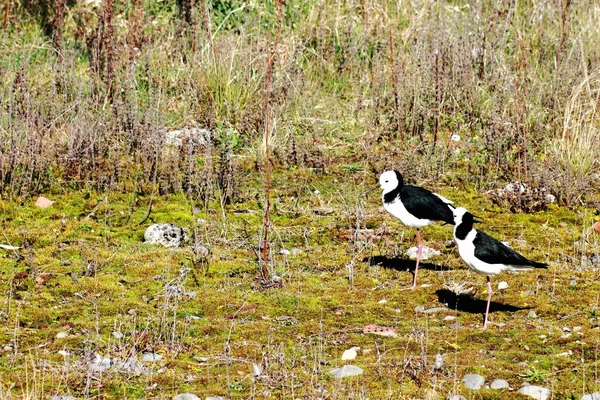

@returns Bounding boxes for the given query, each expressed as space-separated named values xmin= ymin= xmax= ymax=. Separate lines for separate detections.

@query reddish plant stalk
xmin=261 ymin=0 xmax=284 ymax=281
xmin=388 ymin=31 xmax=403 ymax=141
xmin=103 ymin=0 xmax=115 ymax=100
xmin=200 ymin=0 xmax=216 ymax=60
xmin=433 ymin=48 xmax=440 ymax=150
xmin=54 ymin=0 xmax=64 ymax=64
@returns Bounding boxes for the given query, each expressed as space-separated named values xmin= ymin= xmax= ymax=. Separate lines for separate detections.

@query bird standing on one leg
xmin=452 ymin=207 xmax=548 ymax=329
xmin=366 ymin=170 xmax=455 ymax=288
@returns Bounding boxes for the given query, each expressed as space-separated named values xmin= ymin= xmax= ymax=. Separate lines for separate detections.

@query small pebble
xmin=581 ymin=393 xmax=600 ymax=400
xmin=433 ymin=353 xmax=443 ymax=370
xmin=142 ymin=352 xmax=163 ymax=362
xmin=463 ymin=373 xmax=485 ymax=390
xmin=570 ymin=279 xmax=577 ymax=286
xmin=329 ymin=365 xmax=364 ymax=379
xmin=490 ymin=379 xmax=510 ymax=389
xmin=55 ymin=331 xmax=69 ymax=339
xmin=444 ymin=315 xmax=457 ymax=321
xmin=527 ymin=311 xmax=537 ymax=319
xmin=450 ymin=322 xmax=462 ymax=329
xmin=173 ymin=394 xmax=201 ymax=400
xmin=497 ymin=281 xmax=508 ymax=290
xmin=279 ymin=249 xmax=291 ymax=256
xmin=518 ymin=385 xmax=550 ymax=400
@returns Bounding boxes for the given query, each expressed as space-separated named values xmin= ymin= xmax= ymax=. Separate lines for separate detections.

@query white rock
xmin=89 ymin=354 xmax=112 ymax=372
xmin=58 ymin=350 xmax=70 ymax=356
xmin=142 ymin=352 xmax=163 ymax=362
xmin=205 ymin=397 xmax=228 ymax=400
xmin=444 ymin=315 xmax=457 ymax=321
xmin=528 ymin=311 xmax=537 ymax=319
xmin=378 ymin=299 xmax=387 ymax=304
xmin=341 ymin=347 xmax=360 ymax=361
xmin=279 ymin=248 xmax=291 ymax=255
xmin=490 ymin=379 xmax=510 ymax=389
xmin=518 ymin=385 xmax=550 ymax=400
xmin=581 ymin=393 xmax=600 ymax=400
xmin=55 ymin=331 xmax=69 ymax=339
xmin=407 ymin=246 xmax=441 ymax=260
xmin=165 ymin=128 xmax=212 ymax=147
xmin=329 ymin=365 xmax=364 ymax=378
xmin=451 ymin=134 xmax=461 ymax=142
xmin=433 ymin=353 xmax=443 ymax=370
xmin=497 ymin=281 xmax=509 ymax=290
xmin=463 ymin=373 xmax=485 ymax=390
xmin=173 ymin=394 xmax=201 ymax=400
xmin=144 ymin=223 xmax=188 ymax=248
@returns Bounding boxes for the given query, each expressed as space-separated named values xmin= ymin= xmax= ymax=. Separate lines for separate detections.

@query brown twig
xmin=261 ymin=0 xmax=284 ymax=282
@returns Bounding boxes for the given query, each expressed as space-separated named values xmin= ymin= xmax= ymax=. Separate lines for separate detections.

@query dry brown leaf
xmin=363 ymin=324 xmax=398 ymax=337
xmin=594 ymin=220 xmax=600 ymax=234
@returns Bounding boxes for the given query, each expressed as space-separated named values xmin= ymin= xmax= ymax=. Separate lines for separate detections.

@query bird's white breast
xmin=383 ymin=198 xmax=431 ymax=228
xmin=455 ymin=229 xmax=505 ymax=276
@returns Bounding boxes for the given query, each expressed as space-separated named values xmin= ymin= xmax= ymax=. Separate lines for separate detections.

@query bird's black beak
xmin=362 ymin=185 xmax=380 ymax=196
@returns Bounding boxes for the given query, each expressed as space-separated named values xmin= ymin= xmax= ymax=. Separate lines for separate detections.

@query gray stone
xmin=420 ymin=307 xmax=450 ymax=314
xmin=142 ymin=352 xmax=163 ymax=362
xmin=449 ymin=322 xmax=462 ymax=329
xmin=463 ymin=373 xmax=485 ymax=390
xmin=581 ymin=394 xmax=600 ymax=400
xmin=329 ymin=365 xmax=364 ymax=378
xmin=433 ymin=353 xmax=443 ymax=370
xmin=144 ymin=223 xmax=188 ymax=248
xmin=527 ymin=311 xmax=537 ymax=319
xmin=165 ymin=128 xmax=213 ymax=147
xmin=518 ymin=385 xmax=550 ymax=400
xmin=173 ymin=394 xmax=201 ymax=400
xmin=490 ymin=379 xmax=510 ymax=389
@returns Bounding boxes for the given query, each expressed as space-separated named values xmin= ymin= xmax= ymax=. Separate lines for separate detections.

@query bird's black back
xmin=473 ymin=230 xmax=548 ymax=268
xmin=391 ymin=185 xmax=455 ymax=225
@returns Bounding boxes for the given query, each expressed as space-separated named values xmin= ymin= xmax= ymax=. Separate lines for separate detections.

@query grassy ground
xmin=1 ymin=165 xmax=599 ymax=399
xmin=2 ymin=1 xmax=600 ymax=398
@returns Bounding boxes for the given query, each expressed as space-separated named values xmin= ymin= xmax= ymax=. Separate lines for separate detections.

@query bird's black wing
xmin=473 ymin=230 xmax=548 ymax=268
xmin=400 ymin=185 xmax=455 ymax=224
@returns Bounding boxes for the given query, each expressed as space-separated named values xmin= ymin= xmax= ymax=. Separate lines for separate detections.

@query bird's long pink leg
xmin=484 ymin=276 xmax=492 ymax=329
xmin=412 ymin=229 xmax=422 ymax=289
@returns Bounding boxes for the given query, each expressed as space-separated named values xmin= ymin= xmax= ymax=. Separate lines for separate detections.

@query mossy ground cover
xmin=0 ymin=167 xmax=599 ymax=399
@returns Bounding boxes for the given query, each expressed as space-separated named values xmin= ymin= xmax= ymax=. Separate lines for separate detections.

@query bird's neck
xmin=383 ymin=186 xmax=402 ymax=204
xmin=454 ymin=219 xmax=472 ymax=240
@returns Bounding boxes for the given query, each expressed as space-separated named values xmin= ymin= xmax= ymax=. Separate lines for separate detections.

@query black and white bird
xmin=452 ymin=207 xmax=548 ymax=329
xmin=367 ymin=170 xmax=455 ymax=288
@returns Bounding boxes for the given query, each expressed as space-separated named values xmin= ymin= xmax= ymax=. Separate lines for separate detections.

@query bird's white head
xmin=379 ymin=170 xmax=403 ymax=194
xmin=452 ymin=206 xmax=470 ymax=225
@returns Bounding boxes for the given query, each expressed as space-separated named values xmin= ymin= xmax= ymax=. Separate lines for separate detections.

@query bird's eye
xmin=384 ymin=180 xmax=388 ymax=183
